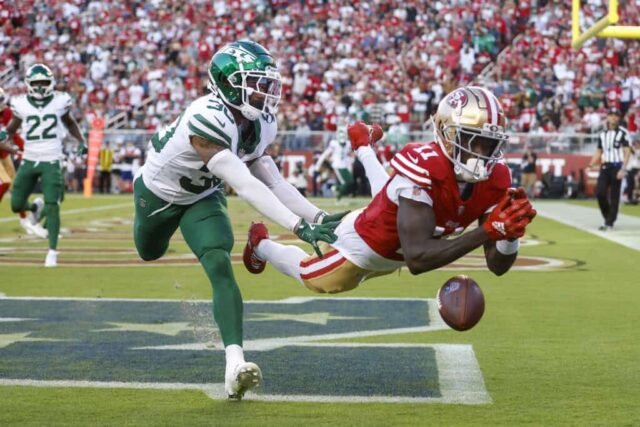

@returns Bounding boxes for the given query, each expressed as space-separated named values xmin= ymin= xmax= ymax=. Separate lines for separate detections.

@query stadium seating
xmin=1 ymin=1 xmax=638 ymax=134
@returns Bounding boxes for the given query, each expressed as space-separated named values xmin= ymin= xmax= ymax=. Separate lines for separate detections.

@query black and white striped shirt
xmin=598 ymin=126 xmax=630 ymax=164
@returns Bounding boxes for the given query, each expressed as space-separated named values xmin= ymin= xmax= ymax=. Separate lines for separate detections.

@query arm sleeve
xmin=249 ymin=156 xmax=324 ymax=223
xmin=207 ymin=149 xmax=300 ymax=231
xmin=356 ymin=145 xmax=390 ymax=196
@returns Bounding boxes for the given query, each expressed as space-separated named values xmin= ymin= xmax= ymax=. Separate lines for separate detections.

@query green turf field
xmin=0 ymin=194 xmax=638 ymax=426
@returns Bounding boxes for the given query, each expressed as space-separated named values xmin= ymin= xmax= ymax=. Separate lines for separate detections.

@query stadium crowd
xmin=1 ymin=1 xmax=639 ymax=135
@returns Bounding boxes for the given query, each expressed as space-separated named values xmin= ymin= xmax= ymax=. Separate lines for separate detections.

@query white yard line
xmin=535 ymin=201 xmax=640 ymax=251
xmin=0 ymin=202 xmax=132 ymax=224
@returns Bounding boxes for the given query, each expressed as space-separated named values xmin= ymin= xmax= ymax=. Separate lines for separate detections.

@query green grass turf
xmin=1 ymin=194 xmax=639 ymax=426
xmin=566 ymin=199 xmax=640 ymax=218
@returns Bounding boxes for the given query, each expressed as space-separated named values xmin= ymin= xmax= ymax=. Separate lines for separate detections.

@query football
xmin=437 ymin=275 xmax=485 ymax=331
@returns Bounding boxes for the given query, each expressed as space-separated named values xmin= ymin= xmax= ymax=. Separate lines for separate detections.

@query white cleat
xmin=225 ymin=362 xmax=262 ymax=400
xmin=30 ymin=223 xmax=49 ymax=239
xmin=44 ymin=249 xmax=58 ymax=267
xmin=32 ymin=198 xmax=45 ymax=224
xmin=19 ymin=218 xmax=35 ymax=235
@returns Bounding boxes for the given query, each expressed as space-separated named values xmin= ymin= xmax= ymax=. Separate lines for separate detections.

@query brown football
xmin=437 ymin=275 xmax=485 ymax=331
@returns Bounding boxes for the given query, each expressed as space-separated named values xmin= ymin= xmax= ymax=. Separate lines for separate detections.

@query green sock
xmin=200 ymin=249 xmax=243 ymax=346
xmin=44 ymin=203 xmax=59 ymax=249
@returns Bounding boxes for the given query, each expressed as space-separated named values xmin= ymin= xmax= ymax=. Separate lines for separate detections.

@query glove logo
xmin=492 ymin=221 xmax=506 ymax=236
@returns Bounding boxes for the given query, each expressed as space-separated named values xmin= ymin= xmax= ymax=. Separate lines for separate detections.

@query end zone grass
xmin=1 ymin=195 xmax=639 ymax=426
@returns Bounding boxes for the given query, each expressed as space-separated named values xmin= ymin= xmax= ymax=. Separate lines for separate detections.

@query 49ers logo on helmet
xmin=447 ymin=90 xmax=468 ymax=109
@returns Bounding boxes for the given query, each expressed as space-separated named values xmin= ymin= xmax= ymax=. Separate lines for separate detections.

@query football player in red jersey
xmin=243 ymin=87 xmax=536 ymax=293
xmin=0 ymin=87 xmax=39 ymax=237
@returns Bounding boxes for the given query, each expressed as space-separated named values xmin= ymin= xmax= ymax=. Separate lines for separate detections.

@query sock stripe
xmin=300 ymin=254 xmax=347 ymax=280
xmin=299 ymin=249 xmax=339 ymax=268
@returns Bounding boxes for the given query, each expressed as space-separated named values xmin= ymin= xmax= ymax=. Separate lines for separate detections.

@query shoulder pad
xmin=186 ymin=96 xmax=236 ymax=149
xmin=488 ymin=162 xmax=512 ymax=191
xmin=390 ymin=142 xmax=449 ymax=186
xmin=56 ymin=92 xmax=73 ymax=114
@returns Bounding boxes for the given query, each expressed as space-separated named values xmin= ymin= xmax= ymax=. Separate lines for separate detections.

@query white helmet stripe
xmin=474 ymin=86 xmax=497 ymax=125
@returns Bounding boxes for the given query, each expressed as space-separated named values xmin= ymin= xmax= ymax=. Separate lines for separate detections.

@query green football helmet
xmin=25 ymin=63 xmax=55 ymax=100
xmin=207 ymin=40 xmax=281 ymax=121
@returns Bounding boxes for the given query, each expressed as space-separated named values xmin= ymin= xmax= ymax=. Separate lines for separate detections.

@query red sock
xmin=19 ymin=211 xmax=27 ymax=219
xmin=0 ymin=183 xmax=9 ymax=202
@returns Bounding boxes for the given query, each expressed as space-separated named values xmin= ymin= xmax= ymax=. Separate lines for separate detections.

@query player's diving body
xmin=133 ymin=40 xmax=345 ymax=399
xmin=3 ymin=64 xmax=87 ymax=267
xmin=243 ymin=87 xmax=536 ymax=293
xmin=315 ymin=125 xmax=354 ymax=203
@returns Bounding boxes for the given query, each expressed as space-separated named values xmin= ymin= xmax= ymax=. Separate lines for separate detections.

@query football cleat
xmin=32 ymin=198 xmax=45 ymax=224
xmin=225 ymin=362 xmax=262 ymax=400
xmin=19 ymin=217 xmax=35 ymax=235
xmin=44 ymin=249 xmax=58 ymax=268
xmin=31 ymin=223 xmax=49 ymax=239
xmin=243 ymin=222 xmax=269 ymax=274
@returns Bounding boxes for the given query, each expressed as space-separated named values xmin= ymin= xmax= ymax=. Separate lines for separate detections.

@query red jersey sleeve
xmin=389 ymin=142 xmax=449 ymax=188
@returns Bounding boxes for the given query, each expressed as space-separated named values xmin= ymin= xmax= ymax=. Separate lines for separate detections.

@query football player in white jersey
xmin=133 ymin=40 xmax=346 ymax=400
xmin=4 ymin=64 xmax=87 ymax=267
xmin=314 ymin=125 xmax=354 ymax=203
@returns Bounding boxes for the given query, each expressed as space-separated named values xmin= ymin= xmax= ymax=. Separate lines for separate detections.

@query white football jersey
xmin=328 ymin=139 xmax=352 ymax=170
xmin=10 ymin=91 xmax=73 ymax=162
xmin=140 ymin=92 xmax=277 ymax=205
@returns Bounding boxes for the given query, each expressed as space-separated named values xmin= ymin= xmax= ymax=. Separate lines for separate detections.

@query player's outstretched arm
xmin=398 ymin=191 xmax=535 ymax=275
xmin=249 ymin=155 xmax=346 ymax=223
xmin=348 ymin=122 xmax=389 ymax=195
xmin=191 ymin=136 xmax=338 ymax=256
xmin=398 ymin=197 xmax=491 ymax=275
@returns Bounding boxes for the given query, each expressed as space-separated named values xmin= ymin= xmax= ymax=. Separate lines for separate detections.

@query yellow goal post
xmin=572 ymin=0 xmax=640 ymax=49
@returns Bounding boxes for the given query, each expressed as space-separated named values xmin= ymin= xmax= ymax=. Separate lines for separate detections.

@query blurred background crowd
xmin=2 ymin=0 xmax=639 ymax=136
xmin=1 ymin=0 xmax=640 ymax=201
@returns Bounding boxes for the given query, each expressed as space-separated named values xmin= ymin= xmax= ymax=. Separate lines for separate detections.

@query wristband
xmin=496 ymin=239 xmax=520 ymax=255
xmin=314 ymin=210 xmax=327 ymax=223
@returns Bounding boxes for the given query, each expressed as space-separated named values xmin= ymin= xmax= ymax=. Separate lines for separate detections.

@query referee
xmin=588 ymin=107 xmax=631 ymax=231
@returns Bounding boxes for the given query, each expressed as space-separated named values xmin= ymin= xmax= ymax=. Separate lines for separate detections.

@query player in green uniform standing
xmin=134 ymin=40 xmax=346 ymax=399
xmin=315 ymin=125 xmax=355 ymax=204
xmin=4 ymin=64 xmax=87 ymax=267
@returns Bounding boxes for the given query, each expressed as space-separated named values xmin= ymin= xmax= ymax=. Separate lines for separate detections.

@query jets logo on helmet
xmin=207 ymin=40 xmax=282 ymax=121
xmin=433 ymin=86 xmax=508 ymax=183
xmin=219 ymin=45 xmax=258 ymax=64
xmin=25 ymin=63 xmax=55 ymax=100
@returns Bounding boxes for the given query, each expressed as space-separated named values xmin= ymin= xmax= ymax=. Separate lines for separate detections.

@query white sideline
xmin=0 ymin=202 xmax=131 ymax=224
xmin=535 ymin=201 xmax=640 ymax=251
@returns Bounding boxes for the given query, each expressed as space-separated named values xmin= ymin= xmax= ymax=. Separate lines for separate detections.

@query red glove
xmin=483 ymin=194 xmax=536 ymax=240
xmin=508 ymin=187 xmax=537 ymax=220
xmin=347 ymin=121 xmax=384 ymax=151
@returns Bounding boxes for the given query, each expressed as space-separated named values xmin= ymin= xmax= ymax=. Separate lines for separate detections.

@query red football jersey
xmin=354 ymin=142 xmax=511 ymax=261
xmin=1 ymin=106 xmax=24 ymax=159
